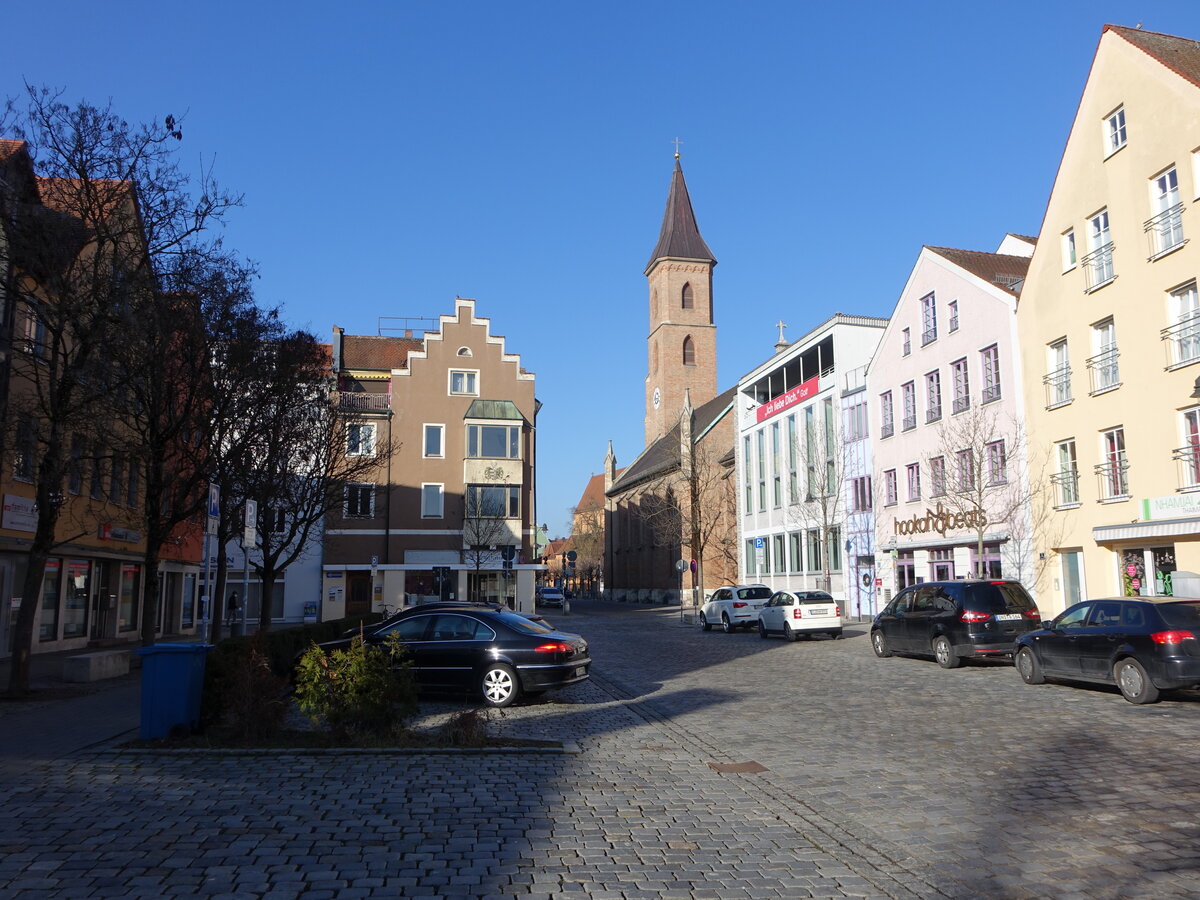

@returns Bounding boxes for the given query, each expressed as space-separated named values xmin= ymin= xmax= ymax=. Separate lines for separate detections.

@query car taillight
xmin=733 ymin=601 xmax=747 ymax=608
xmin=534 ymin=642 xmax=572 ymax=653
xmin=1024 ymin=608 xmax=1042 ymax=619
xmin=961 ymin=610 xmax=991 ymax=623
xmin=1151 ymin=630 xmax=1196 ymax=645
xmin=834 ymin=606 xmax=841 ymax=617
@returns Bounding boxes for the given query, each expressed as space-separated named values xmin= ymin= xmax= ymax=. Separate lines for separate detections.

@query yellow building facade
xmin=1020 ymin=26 xmax=1200 ymax=614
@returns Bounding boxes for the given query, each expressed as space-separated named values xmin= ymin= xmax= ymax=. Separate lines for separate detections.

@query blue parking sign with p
xmin=754 ymin=537 xmax=765 ymax=550
xmin=208 ymin=484 xmax=220 ymax=518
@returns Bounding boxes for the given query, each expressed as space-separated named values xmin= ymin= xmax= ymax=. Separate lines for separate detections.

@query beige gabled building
xmin=1019 ymin=25 xmax=1200 ymax=613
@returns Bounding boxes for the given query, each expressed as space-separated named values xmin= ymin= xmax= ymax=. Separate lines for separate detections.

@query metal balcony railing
xmin=880 ymin=422 xmax=894 ymax=439
xmin=1145 ymin=202 xmax=1186 ymax=259
xmin=1081 ymin=242 xmax=1115 ymax=292
xmin=1094 ymin=455 xmax=1130 ymax=501
xmin=982 ymin=383 xmax=1002 ymax=403
xmin=902 ymin=414 xmax=917 ymax=432
xmin=1173 ymin=444 xmax=1200 ymax=490
xmin=952 ymin=395 xmax=970 ymax=414
xmin=926 ymin=403 xmax=942 ymax=423
xmin=1051 ymin=469 xmax=1080 ymax=508
xmin=1086 ymin=347 xmax=1120 ymax=395
xmin=1161 ymin=312 xmax=1200 ymax=369
xmin=1043 ymin=365 xmax=1072 ymax=409
xmin=336 ymin=391 xmax=391 ymax=412
xmin=921 ymin=327 xmax=937 ymax=347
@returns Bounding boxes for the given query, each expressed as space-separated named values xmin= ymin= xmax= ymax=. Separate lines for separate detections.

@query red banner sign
xmin=755 ymin=376 xmax=820 ymax=423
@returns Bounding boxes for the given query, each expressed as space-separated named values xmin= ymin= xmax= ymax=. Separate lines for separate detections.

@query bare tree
xmin=568 ymin=499 xmax=604 ymax=596
xmin=2 ymin=88 xmax=239 ymax=693
xmin=920 ymin=404 xmax=1042 ymax=581
xmin=461 ymin=470 xmax=518 ymax=604
xmin=784 ymin=402 xmax=852 ymax=594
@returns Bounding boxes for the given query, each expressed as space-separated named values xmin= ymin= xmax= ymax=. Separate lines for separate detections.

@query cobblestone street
xmin=3 ymin=598 xmax=1200 ymax=898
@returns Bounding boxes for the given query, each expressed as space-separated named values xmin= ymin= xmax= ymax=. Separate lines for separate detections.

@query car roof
xmin=1073 ymin=596 xmax=1200 ymax=604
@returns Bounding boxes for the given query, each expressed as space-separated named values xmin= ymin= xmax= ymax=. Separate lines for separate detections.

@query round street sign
xmin=675 ymin=559 xmax=687 ymax=572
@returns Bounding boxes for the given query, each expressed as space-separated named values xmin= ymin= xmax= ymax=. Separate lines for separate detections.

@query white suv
xmin=757 ymin=590 xmax=842 ymax=641
xmin=699 ymin=585 xmax=773 ymax=633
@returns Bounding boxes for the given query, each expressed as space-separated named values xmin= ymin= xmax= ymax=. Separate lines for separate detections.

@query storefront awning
xmin=1093 ymin=516 xmax=1200 ymax=543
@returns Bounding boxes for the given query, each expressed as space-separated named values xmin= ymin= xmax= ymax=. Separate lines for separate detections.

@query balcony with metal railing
xmin=1043 ymin=366 xmax=1072 ymax=410
xmin=902 ymin=413 xmax=917 ymax=432
xmin=1086 ymin=348 xmax=1120 ymax=396
xmin=880 ymin=421 xmax=894 ymax=439
xmin=1051 ymin=468 xmax=1081 ymax=509
xmin=926 ymin=403 xmax=942 ymax=424
xmin=1081 ymin=242 xmax=1116 ymax=292
xmin=1162 ymin=311 xmax=1200 ymax=369
xmin=982 ymin=383 xmax=1002 ymax=404
xmin=1144 ymin=202 xmax=1186 ymax=260
xmin=1094 ymin=454 xmax=1130 ymax=502
xmin=952 ymin=394 xmax=970 ymax=414
xmin=921 ymin=327 xmax=937 ymax=347
xmin=335 ymin=391 xmax=392 ymax=412
xmin=1173 ymin=444 xmax=1200 ymax=491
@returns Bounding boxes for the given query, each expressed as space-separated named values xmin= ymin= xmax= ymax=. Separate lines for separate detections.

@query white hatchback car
xmin=757 ymin=590 xmax=843 ymax=641
xmin=699 ymin=585 xmax=773 ymax=633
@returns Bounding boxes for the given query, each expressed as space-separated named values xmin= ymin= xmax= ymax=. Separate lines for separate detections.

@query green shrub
xmin=293 ymin=632 xmax=417 ymax=737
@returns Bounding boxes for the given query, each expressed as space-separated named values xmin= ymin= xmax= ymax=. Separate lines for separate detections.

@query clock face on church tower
xmin=652 ymin=387 xmax=661 ymax=409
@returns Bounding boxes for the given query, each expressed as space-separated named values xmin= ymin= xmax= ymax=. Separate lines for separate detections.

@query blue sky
xmin=6 ymin=1 xmax=1200 ymax=536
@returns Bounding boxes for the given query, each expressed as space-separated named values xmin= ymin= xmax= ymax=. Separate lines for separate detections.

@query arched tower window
xmin=652 ymin=342 xmax=658 ymax=372
xmin=651 ymin=288 xmax=658 ymax=320
xmin=681 ymin=282 xmax=694 ymax=309
xmin=682 ymin=336 xmax=696 ymax=366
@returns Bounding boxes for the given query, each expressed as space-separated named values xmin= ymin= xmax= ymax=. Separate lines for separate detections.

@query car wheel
xmin=721 ymin=613 xmax=733 ymax=634
xmin=830 ymin=630 xmax=843 ymax=640
xmin=933 ymin=635 xmax=962 ymax=669
xmin=871 ymin=630 xmax=892 ymax=658
xmin=1015 ymin=647 xmax=1045 ymax=685
xmin=786 ymin=623 xmax=799 ymax=642
xmin=699 ymin=612 xmax=711 ymax=632
xmin=1114 ymin=658 xmax=1160 ymax=704
xmin=480 ymin=663 xmax=520 ymax=708
xmin=758 ymin=620 xmax=769 ymax=639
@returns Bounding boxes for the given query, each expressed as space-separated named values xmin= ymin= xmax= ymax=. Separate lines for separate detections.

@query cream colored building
xmin=1019 ymin=25 xmax=1200 ymax=614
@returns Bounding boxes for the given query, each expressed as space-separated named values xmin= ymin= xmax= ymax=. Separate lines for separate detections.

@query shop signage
xmin=755 ymin=376 xmax=820 ymax=423
xmin=2 ymin=494 xmax=37 ymax=532
xmin=1142 ymin=493 xmax=1200 ymax=522
xmin=894 ymin=502 xmax=987 ymax=537
xmin=100 ymin=524 xmax=142 ymax=543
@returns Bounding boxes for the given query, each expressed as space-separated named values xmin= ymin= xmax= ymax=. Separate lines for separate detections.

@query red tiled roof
xmin=576 ymin=472 xmax=612 ymax=512
xmin=1106 ymin=25 xmax=1200 ymax=90
xmin=0 ymin=139 xmax=27 ymax=160
xmin=926 ymin=247 xmax=1031 ymax=296
xmin=340 ymin=335 xmax=425 ymax=371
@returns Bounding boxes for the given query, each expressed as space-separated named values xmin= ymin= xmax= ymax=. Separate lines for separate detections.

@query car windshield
xmin=737 ymin=587 xmax=772 ymax=600
xmin=1157 ymin=601 xmax=1200 ymax=628
xmin=965 ymin=583 xmax=1034 ymax=613
xmin=496 ymin=610 xmax=556 ymax=635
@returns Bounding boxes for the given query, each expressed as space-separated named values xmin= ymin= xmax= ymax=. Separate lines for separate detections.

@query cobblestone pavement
xmin=2 ymin=599 xmax=1199 ymax=898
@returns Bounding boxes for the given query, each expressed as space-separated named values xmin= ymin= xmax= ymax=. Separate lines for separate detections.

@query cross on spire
xmin=776 ymin=320 xmax=787 ymax=343
xmin=671 ymin=137 xmax=683 ymax=159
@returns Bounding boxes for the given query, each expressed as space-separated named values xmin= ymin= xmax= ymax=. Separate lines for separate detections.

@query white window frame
xmin=920 ymin=294 xmax=937 ymax=346
xmin=981 ymin=344 xmax=1001 ymax=403
xmin=467 ymin=423 xmax=521 ymax=459
xmin=883 ymin=469 xmax=898 ymax=506
xmin=344 ymin=482 xmax=375 ymax=518
xmin=986 ymin=440 xmax=1007 ymax=485
xmin=346 ymin=422 xmax=376 ymax=457
xmin=1061 ymin=229 xmax=1077 ymax=272
xmin=1104 ymin=106 xmax=1127 ymax=157
xmin=423 ymin=423 xmax=445 ymax=458
xmin=421 ymin=483 xmax=444 ymax=519
xmin=901 ymin=327 xmax=911 ymax=356
xmin=948 ymin=299 xmax=959 ymax=332
xmin=1054 ymin=439 xmax=1080 ymax=508
xmin=449 ymin=369 xmax=479 ymax=396
xmin=906 ymin=462 xmax=921 ymax=502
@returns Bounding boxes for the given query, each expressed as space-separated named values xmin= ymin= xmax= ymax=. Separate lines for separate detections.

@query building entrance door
xmin=1061 ymin=550 xmax=1083 ymax=608
xmin=346 ymin=572 xmax=372 ymax=615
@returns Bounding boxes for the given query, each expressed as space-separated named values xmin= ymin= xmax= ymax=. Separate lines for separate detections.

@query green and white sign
xmin=1142 ymin=493 xmax=1200 ymax=521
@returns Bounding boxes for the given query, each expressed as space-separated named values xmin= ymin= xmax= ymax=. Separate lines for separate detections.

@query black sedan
xmin=1014 ymin=597 xmax=1200 ymax=703
xmin=323 ymin=603 xmax=590 ymax=708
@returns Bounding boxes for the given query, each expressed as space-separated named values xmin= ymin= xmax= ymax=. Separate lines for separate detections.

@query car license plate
xmin=995 ymin=614 xmax=1021 ymax=621
xmin=575 ymin=666 xmax=587 ymax=677
xmin=810 ymin=608 xmax=829 ymax=616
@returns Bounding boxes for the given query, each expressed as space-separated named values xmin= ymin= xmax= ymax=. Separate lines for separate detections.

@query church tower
xmin=644 ymin=156 xmax=717 ymax=445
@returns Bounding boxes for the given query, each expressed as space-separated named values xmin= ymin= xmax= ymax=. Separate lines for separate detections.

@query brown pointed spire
xmin=645 ymin=159 xmax=716 ymax=273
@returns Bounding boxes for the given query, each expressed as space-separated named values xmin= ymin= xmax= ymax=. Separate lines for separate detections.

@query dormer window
xmin=681 ymin=282 xmax=694 ymax=309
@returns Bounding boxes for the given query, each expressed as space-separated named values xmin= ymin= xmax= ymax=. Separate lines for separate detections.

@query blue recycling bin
xmin=135 ymin=643 xmax=213 ymax=739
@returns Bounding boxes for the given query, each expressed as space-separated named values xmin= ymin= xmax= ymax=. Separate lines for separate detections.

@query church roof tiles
xmin=646 ymin=160 xmax=716 ymax=272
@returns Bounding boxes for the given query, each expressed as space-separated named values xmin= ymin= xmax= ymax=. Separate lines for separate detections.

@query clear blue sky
xmin=6 ymin=1 xmax=1200 ymax=536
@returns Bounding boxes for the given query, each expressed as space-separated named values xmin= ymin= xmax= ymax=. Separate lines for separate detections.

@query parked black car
xmin=319 ymin=603 xmax=590 ymax=708
xmin=871 ymin=580 xmax=1041 ymax=668
xmin=1014 ymin=597 xmax=1200 ymax=704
